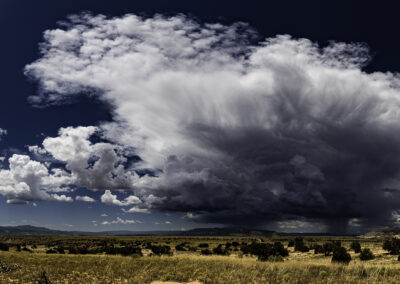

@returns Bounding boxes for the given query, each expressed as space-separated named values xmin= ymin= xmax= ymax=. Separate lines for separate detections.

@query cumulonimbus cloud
xmin=21 ymin=13 xmax=400 ymax=232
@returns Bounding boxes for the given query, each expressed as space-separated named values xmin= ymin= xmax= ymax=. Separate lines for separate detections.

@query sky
xmin=1 ymin=0 xmax=400 ymax=234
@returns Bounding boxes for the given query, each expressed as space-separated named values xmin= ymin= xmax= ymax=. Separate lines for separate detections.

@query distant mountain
xmin=0 ymin=225 xmax=178 ymax=236
xmin=0 ymin=225 xmax=69 ymax=236
xmin=0 ymin=225 xmax=351 ymax=237
xmin=180 ymin=227 xmax=276 ymax=237
xmin=363 ymin=227 xmax=400 ymax=238
xmin=0 ymin=225 xmax=277 ymax=236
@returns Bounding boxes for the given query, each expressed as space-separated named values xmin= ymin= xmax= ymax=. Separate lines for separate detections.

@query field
xmin=0 ymin=235 xmax=400 ymax=283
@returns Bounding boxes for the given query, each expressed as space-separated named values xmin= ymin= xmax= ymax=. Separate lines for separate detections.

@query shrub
xmin=68 ymin=247 xmax=78 ymax=254
xmin=294 ymin=238 xmax=309 ymax=252
xmin=46 ymin=249 xmax=57 ymax=254
xmin=56 ymin=247 xmax=65 ymax=254
xmin=198 ymin=243 xmax=209 ymax=248
xmin=323 ymin=242 xmax=334 ymax=256
xmin=383 ymin=238 xmax=400 ymax=255
xmin=105 ymin=246 xmax=142 ymax=256
xmin=287 ymin=240 xmax=295 ymax=247
xmin=212 ymin=244 xmax=230 ymax=255
xmin=331 ymin=247 xmax=351 ymax=264
xmin=359 ymin=248 xmax=374 ymax=261
xmin=314 ymin=244 xmax=324 ymax=254
xmin=175 ymin=244 xmax=186 ymax=251
xmin=273 ymin=242 xmax=289 ymax=257
xmin=0 ymin=243 xmax=9 ymax=251
xmin=350 ymin=241 xmax=361 ymax=253
xmin=151 ymin=245 xmax=172 ymax=256
xmin=241 ymin=242 xmax=288 ymax=261
xmin=201 ymin=249 xmax=212 ymax=255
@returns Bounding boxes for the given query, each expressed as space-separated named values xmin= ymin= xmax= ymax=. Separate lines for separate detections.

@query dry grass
xmin=0 ymin=237 xmax=399 ymax=283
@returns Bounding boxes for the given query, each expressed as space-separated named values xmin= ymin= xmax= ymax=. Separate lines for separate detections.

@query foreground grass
xmin=2 ymin=251 xmax=400 ymax=283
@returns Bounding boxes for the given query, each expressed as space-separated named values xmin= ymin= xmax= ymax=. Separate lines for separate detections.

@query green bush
xmin=294 ymin=238 xmax=309 ymax=252
xmin=350 ymin=241 xmax=361 ymax=253
xmin=314 ymin=244 xmax=324 ymax=254
xmin=212 ymin=244 xmax=230 ymax=255
xmin=383 ymin=238 xmax=400 ymax=255
xmin=359 ymin=248 xmax=374 ymax=261
xmin=151 ymin=245 xmax=172 ymax=256
xmin=241 ymin=242 xmax=288 ymax=261
xmin=331 ymin=247 xmax=351 ymax=264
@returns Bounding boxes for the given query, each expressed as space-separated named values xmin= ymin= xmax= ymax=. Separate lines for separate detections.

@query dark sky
xmin=1 ymin=0 xmax=400 ymax=233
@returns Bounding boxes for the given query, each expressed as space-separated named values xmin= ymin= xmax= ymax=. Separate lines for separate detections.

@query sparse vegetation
xmin=0 ymin=235 xmax=399 ymax=283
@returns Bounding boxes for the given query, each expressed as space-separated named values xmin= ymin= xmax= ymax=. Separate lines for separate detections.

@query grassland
xmin=0 ymin=235 xmax=399 ymax=283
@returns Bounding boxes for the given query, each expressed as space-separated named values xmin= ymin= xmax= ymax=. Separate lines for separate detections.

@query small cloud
xmin=51 ymin=194 xmax=73 ymax=202
xmin=101 ymin=213 xmax=108 ymax=217
xmin=101 ymin=190 xmax=141 ymax=206
xmin=122 ymin=207 xmax=150 ymax=214
xmin=101 ymin=217 xmax=137 ymax=225
xmin=154 ymin=221 xmax=171 ymax=225
xmin=75 ymin=195 xmax=96 ymax=202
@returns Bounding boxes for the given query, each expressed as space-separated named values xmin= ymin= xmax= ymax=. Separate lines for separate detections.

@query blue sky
xmin=2 ymin=0 xmax=400 ymax=233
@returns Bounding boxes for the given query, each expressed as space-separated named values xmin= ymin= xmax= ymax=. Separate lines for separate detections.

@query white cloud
xmin=101 ymin=213 xmax=108 ymax=217
xmin=76 ymin=195 xmax=96 ymax=202
xmin=122 ymin=207 xmax=150 ymax=214
xmin=155 ymin=221 xmax=171 ymax=225
xmin=101 ymin=190 xmax=141 ymax=206
xmin=0 ymin=154 xmax=74 ymax=204
xmin=101 ymin=217 xmax=136 ymax=225
xmin=39 ymin=126 xmax=138 ymax=191
xmin=51 ymin=194 xmax=73 ymax=202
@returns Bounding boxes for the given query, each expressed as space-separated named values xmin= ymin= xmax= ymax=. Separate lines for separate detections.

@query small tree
xmin=359 ymin=248 xmax=374 ymax=261
xmin=383 ymin=238 xmax=400 ymax=255
xmin=323 ymin=242 xmax=334 ymax=256
xmin=350 ymin=241 xmax=361 ymax=253
xmin=294 ymin=238 xmax=309 ymax=252
xmin=331 ymin=247 xmax=351 ymax=264
xmin=314 ymin=244 xmax=324 ymax=254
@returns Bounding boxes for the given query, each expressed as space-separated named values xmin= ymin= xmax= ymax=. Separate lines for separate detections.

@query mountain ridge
xmin=0 ymin=225 xmax=359 ymax=236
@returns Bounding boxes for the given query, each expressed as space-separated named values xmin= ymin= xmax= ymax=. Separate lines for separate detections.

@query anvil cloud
xmin=15 ymin=13 xmax=400 ymax=231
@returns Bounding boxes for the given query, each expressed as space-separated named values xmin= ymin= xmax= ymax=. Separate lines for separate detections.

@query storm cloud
xmin=21 ymin=13 xmax=400 ymax=232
